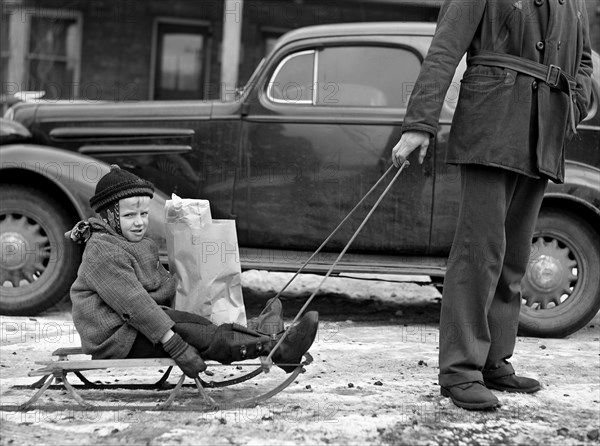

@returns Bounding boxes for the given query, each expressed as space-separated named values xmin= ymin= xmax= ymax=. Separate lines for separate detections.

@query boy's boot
xmin=201 ymin=324 xmax=274 ymax=364
xmin=189 ymin=312 xmax=319 ymax=373
xmin=270 ymin=311 xmax=319 ymax=373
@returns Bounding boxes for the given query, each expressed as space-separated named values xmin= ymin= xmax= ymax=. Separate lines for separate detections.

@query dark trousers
xmin=438 ymin=164 xmax=547 ymax=388
xmin=127 ymin=309 xmax=273 ymax=364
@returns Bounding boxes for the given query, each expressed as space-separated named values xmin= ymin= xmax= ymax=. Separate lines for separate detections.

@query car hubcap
xmin=522 ymin=236 xmax=578 ymax=310
xmin=0 ymin=213 xmax=51 ymax=288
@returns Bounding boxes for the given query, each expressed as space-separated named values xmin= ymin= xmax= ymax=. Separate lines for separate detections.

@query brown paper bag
xmin=165 ymin=194 xmax=247 ymax=325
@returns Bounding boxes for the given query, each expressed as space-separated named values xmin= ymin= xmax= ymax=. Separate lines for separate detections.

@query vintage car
xmin=1 ymin=22 xmax=599 ymax=338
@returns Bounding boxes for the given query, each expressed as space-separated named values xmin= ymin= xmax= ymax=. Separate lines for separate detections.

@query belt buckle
xmin=545 ymin=64 xmax=561 ymax=88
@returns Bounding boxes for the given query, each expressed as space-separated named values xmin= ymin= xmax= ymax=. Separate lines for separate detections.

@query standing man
xmin=393 ymin=0 xmax=593 ymax=410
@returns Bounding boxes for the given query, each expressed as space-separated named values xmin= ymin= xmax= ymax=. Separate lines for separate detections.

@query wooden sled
xmin=18 ymin=347 xmax=313 ymax=411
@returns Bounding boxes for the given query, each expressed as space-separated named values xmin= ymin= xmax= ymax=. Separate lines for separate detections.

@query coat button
xmin=558 ymin=0 xmax=564 ymax=4
xmin=536 ymin=41 xmax=545 ymax=51
xmin=534 ymin=0 xmax=544 ymax=5
xmin=532 ymin=81 xmax=538 ymax=90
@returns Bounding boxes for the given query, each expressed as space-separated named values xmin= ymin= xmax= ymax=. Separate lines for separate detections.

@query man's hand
xmin=391 ymin=131 xmax=430 ymax=167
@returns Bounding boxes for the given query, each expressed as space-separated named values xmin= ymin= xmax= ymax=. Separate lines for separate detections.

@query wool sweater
xmin=70 ymin=218 xmax=176 ymax=359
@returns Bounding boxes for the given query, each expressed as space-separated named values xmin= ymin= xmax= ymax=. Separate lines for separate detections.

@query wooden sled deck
xmin=18 ymin=346 xmax=313 ymax=411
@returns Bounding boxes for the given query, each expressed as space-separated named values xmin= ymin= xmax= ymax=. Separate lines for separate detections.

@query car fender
xmin=0 ymin=144 xmax=169 ymax=246
xmin=544 ymin=160 xmax=600 ymax=219
xmin=0 ymin=144 xmax=110 ymax=219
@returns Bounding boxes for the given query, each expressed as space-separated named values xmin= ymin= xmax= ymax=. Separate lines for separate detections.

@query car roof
xmin=273 ymin=22 xmax=437 ymax=52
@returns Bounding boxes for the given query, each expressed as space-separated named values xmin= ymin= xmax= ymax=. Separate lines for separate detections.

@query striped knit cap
xmin=89 ymin=164 xmax=154 ymax=213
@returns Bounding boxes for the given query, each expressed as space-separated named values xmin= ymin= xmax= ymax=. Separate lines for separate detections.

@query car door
xmin=236 ymin=37 xmax=434 ymax=256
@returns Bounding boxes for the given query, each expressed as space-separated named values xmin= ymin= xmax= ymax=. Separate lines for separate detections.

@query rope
xmin=266 ymin=161 xmax=409 ymax=362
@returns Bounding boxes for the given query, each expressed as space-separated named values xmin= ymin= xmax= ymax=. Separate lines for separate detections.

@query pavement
xmin=0 ymin=272 xmax=599 ymax=445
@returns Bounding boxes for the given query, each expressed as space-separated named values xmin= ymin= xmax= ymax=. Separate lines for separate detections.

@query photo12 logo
xmin=1 ymin=321 xmax=79 ymax=345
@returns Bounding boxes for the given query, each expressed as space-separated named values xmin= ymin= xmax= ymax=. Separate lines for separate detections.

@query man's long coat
xmin=402 ymin=0 xmax=593 ymax=183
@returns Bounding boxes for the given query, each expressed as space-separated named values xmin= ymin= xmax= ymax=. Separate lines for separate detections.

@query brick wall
xmin=6 ymin=0 xmax=224 ymax=101
xmin=77 ymin=0 xmax=224 ymax=101
xmin=8 ymin=0 xmax=600 ymax=103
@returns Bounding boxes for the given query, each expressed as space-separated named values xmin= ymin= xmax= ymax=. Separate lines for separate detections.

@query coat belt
xmin=468 ymin=51 xmax=578 ymax=133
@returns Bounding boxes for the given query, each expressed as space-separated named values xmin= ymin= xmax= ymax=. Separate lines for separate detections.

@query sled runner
xmin=19 ymin=346 xmax=313 ymax=411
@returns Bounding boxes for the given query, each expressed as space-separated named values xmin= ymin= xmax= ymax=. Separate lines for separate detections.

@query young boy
xmin=68 ymin=164 xmax=318 ymax=377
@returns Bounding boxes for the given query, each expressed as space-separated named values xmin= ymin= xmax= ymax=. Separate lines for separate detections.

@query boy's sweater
xmin=71 ymin=218 xmax=176 ymax=359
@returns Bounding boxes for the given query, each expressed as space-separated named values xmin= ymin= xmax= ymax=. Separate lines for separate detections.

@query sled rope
xmin=271 ymin=163 xmax=399 ymax=302
xmin=266 ymin=161 xmax=409 ymax=362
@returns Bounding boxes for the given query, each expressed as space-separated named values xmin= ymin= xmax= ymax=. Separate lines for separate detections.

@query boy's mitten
xmin=162 ymin=333 xmax=207 ymax=377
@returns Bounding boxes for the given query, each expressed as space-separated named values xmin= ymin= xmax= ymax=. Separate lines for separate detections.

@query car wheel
xmin=0 ymin=185 xmax=82 ymax=315
xmin=519 ymin=208 xmax=600 ymax=338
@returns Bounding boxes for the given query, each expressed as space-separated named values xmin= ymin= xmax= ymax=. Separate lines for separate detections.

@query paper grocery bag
xmin=165 ymin=194 xmax=247 ymax=326
xmin=165 ymin=194 xmax=212 ymax=270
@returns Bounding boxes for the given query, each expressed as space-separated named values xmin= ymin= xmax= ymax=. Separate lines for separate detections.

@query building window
xmin=1 ymin=8 xmax=82 ymax=101
xmin=26 ymin=15 xmax=81 ymax=99
xmin=151 ymin=20 xmax=211 ymax=100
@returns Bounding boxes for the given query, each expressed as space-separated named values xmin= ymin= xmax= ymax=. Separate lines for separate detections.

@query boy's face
xmin=119 ymin=196 xmax=151 ymax=242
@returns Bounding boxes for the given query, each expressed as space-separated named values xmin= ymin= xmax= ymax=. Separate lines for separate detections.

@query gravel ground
xmin=1 ymin=271 xmax=599 ymax=446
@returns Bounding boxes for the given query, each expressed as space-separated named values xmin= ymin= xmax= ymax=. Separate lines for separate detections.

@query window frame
xmin=267 ymin=49 xmax=316 ymax=105
xmin=0 ymin=12 xmax=10 ymax=87
xmin=149 ymin=17 xmax=212 ymax=100
xmin=2 ymin=7 xmax=82 ymax=99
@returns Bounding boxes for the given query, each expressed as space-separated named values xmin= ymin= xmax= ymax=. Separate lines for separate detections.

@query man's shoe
xmin=484 ymin=374 xmax=541 ymax=393
xmin=271 ymin=311 xmax=319 ymax=373
xmin=441 ymin=382 xmax=500 ymax=410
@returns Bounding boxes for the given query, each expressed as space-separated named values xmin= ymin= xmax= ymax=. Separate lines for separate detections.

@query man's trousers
xmin=438 ymin=164 xmax=548 ymax=388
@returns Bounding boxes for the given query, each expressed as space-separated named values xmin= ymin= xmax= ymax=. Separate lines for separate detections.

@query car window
xmin=268 ymin=50 xmax=315 ymax=104
xmin=581 ymin=86 xmax=597 ymax=122
xmin=582 ymin=50 xmax=600 ymax=122
xmin=317 ymin=46 xmax=420 ymax=108
xmin=444 ymin=55 xmax=467 ymax=114
xmin=267 ymin=45 xmax=421 ymax=108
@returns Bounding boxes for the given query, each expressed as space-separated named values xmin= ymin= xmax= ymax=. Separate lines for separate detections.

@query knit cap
xmin=90 ymin=164 xmax=154 ymax=212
